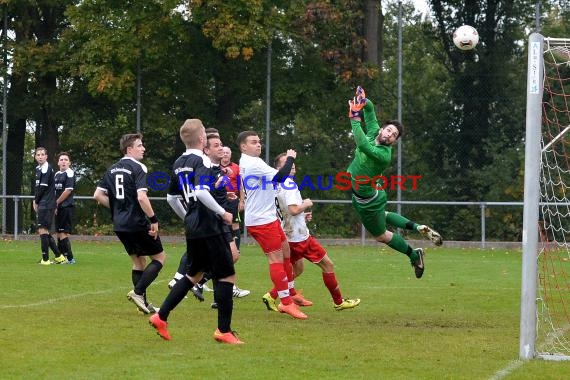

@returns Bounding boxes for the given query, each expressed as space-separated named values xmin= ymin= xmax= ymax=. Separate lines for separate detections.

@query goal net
xmin=535 ymin=36 xmax=570 ymax=360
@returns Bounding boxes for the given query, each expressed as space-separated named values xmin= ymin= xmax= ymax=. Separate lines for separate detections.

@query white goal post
xmin=520 ymin=33 xmax=570 ymax=361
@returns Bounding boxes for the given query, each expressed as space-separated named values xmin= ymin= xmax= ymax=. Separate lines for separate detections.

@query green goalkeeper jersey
xmin=347 ymin=99 xmax=393 ymax=199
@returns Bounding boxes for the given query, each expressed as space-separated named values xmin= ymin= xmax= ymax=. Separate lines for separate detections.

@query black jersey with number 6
xmin=168 ymin=152 xmax=224 ymax=239
xmin=97 ymin=157 xmax=150 ymax=232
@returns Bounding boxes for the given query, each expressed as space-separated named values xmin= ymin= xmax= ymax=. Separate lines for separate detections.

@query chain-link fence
xmin=0 ymin=195 xmax=524 ymax=247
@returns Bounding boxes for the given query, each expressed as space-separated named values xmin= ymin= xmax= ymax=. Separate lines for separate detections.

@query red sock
xmin=323 ymin=272 xmax=343 ymax=305
xmin=269 ymin=287 xmax=278 ymax=299
xmin=283 ymin=257 xmax=297 ymax=296
xmin=269 ymin=263 xmax=291 ymax=304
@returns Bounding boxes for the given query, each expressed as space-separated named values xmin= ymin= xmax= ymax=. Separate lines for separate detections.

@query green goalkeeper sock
xmin=387 ymin=233 xmax=414 ymax=256
xmin=386 ymin=212 xmax=419 ymax=231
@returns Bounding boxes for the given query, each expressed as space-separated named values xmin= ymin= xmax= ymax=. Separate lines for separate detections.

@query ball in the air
xmin=453 ymin=25 xmax=479 ymax=51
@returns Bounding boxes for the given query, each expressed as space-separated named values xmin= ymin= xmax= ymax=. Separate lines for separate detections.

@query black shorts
xmin=115 ymin=230 xmax=164 ymax=256
xmin=56 ymin=206 xmax=74 ymax=233
xmin=36 ymin=208 xmax=55 ymax=230
xmin=185 ymin=234 xmax=235 ymax=280
xmin=225 ymin=198 xmax=240 ymax=224
xmin=222 ymin=224 xmax=233 ymax=243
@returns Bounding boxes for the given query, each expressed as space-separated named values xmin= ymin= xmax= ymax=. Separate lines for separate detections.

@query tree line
xmin=1 ymin=0 xmax=568 ymax=241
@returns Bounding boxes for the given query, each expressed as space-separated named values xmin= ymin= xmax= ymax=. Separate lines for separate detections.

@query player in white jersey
xmin=237 ymin=130 xmax=310 ymax=320
xmin=273 ymin=153 xmax=360 ymax=311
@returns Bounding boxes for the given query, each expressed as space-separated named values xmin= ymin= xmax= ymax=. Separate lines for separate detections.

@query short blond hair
xmin=179 ymin=119 xmax=205 ymax=147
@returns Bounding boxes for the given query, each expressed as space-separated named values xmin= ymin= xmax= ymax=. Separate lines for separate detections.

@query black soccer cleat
xmin=190 ymin=284 xmax=205 ymax=302
xmin=411 ymin=248 xmax=425 ymax=279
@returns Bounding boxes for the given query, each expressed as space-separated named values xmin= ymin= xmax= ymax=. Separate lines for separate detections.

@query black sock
xmin=159 ymin=276 xmax=193 ymax=321
xmin=62 ymin=238 xmax=73 ymax=260
xmin=233 ymin=229 xmax=241 ymax=250
xmin=57 ymin=238 xmax=65 ymax=256
xmin=199 ymin=272 xmax=212 ymax=286
xmin=48 ymin=235 xmax=62 ymax=257
xmin=214 ymin=280 xmax=234 ymax=333
xmin=176 ymin=252 xmax=188 ymax=274
xmin=134 ymin=260 xmax=163 ymax=295
xmin=131 ymin=269 xmax=147 ymax=305
xmin=405 ymin=221 xmax=415 ymax=230
xmin=132 ymin=269 xmax=143 ymax=288
xmin=40 ymin=234 xmax=50 ymax=261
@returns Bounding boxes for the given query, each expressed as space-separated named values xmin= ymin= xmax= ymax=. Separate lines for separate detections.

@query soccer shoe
xmin=410 ymin=248 xmax=425 ymax=279
xmin=127 ymin=290 xmax=150 ymax=314
xmin=149 ymin=313 xmax=171 ymax=340
xmin=417 ymin=225 xmax=443 ymax=246
xmin=54 ymin=255 xmax=67 ymax=264
xmin=67 ymin=259 xmax=76 ymax=264
xmin=278 ymin=302 xmax=308 ymax=320
xmin=213 ymin=329 xmax=244 ymax=345
xmin=262 ymin=292 xmax=278 ymax=312
xmin=147 ymin=303 xmax=160 ymax=314
xmin=334 ymin=298 xmax=361 ymax=311
xmin=232 ymin=285 xmax=251 ymax=298
xmin=211 ymin=302 xmax=218 ymax=309
xmin=38 ymin=259 xmax=52 ymax=265
xmin=202 ymin=283 xmax=214 ymax=292
xmin=291 ymin=293 xmax=313 ymax=307
xmin=191 ymin=284 xmax=205 ymax=302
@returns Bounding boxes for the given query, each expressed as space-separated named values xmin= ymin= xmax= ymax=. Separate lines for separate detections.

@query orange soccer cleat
xmin=149 ymin=313 xmax=171 ymax=340
xmin=291 ymin=293 xmax=313 ymax=307
xmin=213 ymin=329 xmax=244 ymax=344
xmin=278 ymin=302 xmax=308 ymax=320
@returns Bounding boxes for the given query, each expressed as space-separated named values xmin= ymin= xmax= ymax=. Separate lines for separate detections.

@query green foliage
xmin=4 ymin=0 xmax=558 ymax=241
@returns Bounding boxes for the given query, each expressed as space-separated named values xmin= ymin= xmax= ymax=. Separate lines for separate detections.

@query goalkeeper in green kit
xmin=347 ymin=86 xmax=442 ymax=278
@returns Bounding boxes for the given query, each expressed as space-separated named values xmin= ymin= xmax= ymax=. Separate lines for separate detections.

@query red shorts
xmin=289 ymin=236 xmax=327 ymax=264
xmin=247 ymin=220 xmax=286 ymax=254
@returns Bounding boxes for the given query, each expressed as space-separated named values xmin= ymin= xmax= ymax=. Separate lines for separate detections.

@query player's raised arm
xmin=272 ymin=149 xmax=296 ymax=183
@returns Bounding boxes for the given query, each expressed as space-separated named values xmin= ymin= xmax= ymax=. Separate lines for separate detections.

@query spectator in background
xmin=54 ymin=152 xmax=76 ymax=264
xmin=34 ymin=147 xmax=67 ymax=265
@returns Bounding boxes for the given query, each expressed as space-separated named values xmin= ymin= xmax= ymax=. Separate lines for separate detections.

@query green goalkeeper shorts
xmin=351 ymin=190 xmax=387 ymax=237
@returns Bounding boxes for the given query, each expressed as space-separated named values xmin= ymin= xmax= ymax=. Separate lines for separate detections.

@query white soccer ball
xmin=453 ymin=25 xmax=479 ymax=51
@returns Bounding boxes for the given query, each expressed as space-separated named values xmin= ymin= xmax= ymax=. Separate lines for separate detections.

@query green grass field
xmin=1 ymin=240 xmax=569 ymax=379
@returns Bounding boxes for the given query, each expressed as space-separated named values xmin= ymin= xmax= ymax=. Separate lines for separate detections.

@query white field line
xmin=489 ymin=360 xmax=524 ymax=380
xmin=490 ymin=323 xmax=570 ymax=378
xmin=1 ymin=280 xmax=166 ymax=309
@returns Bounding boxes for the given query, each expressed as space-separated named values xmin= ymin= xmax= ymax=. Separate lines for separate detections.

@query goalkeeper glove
xmin=348 ymin=99 xmax=364 ymax=119
xmin=355 ymin=85 xmax=366 ymax=102
xmin=348 ymin=86 xmax=366 ymax=119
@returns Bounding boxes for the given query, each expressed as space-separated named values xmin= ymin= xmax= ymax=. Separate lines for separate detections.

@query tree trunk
xmin=364 ymin=0 xmax=380 ymax=65
xmin=36 ymin=73 xmax=61 ymax=166
xmin=6 ymin=73 xmax=28 ymax=233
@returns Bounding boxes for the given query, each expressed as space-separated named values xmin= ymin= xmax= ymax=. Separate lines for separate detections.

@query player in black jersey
xmin=148 ymin=119 xmax=243 ymax=344
xmin=54 ymin=152 xmax=76 ymax=264
xmin=168 ymin=132 xmax=250 ymax=304
xmin=33 ymin=147 xmax=67 ymax=265
xmin=93 ymin=133 xmax=166 ymax=314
